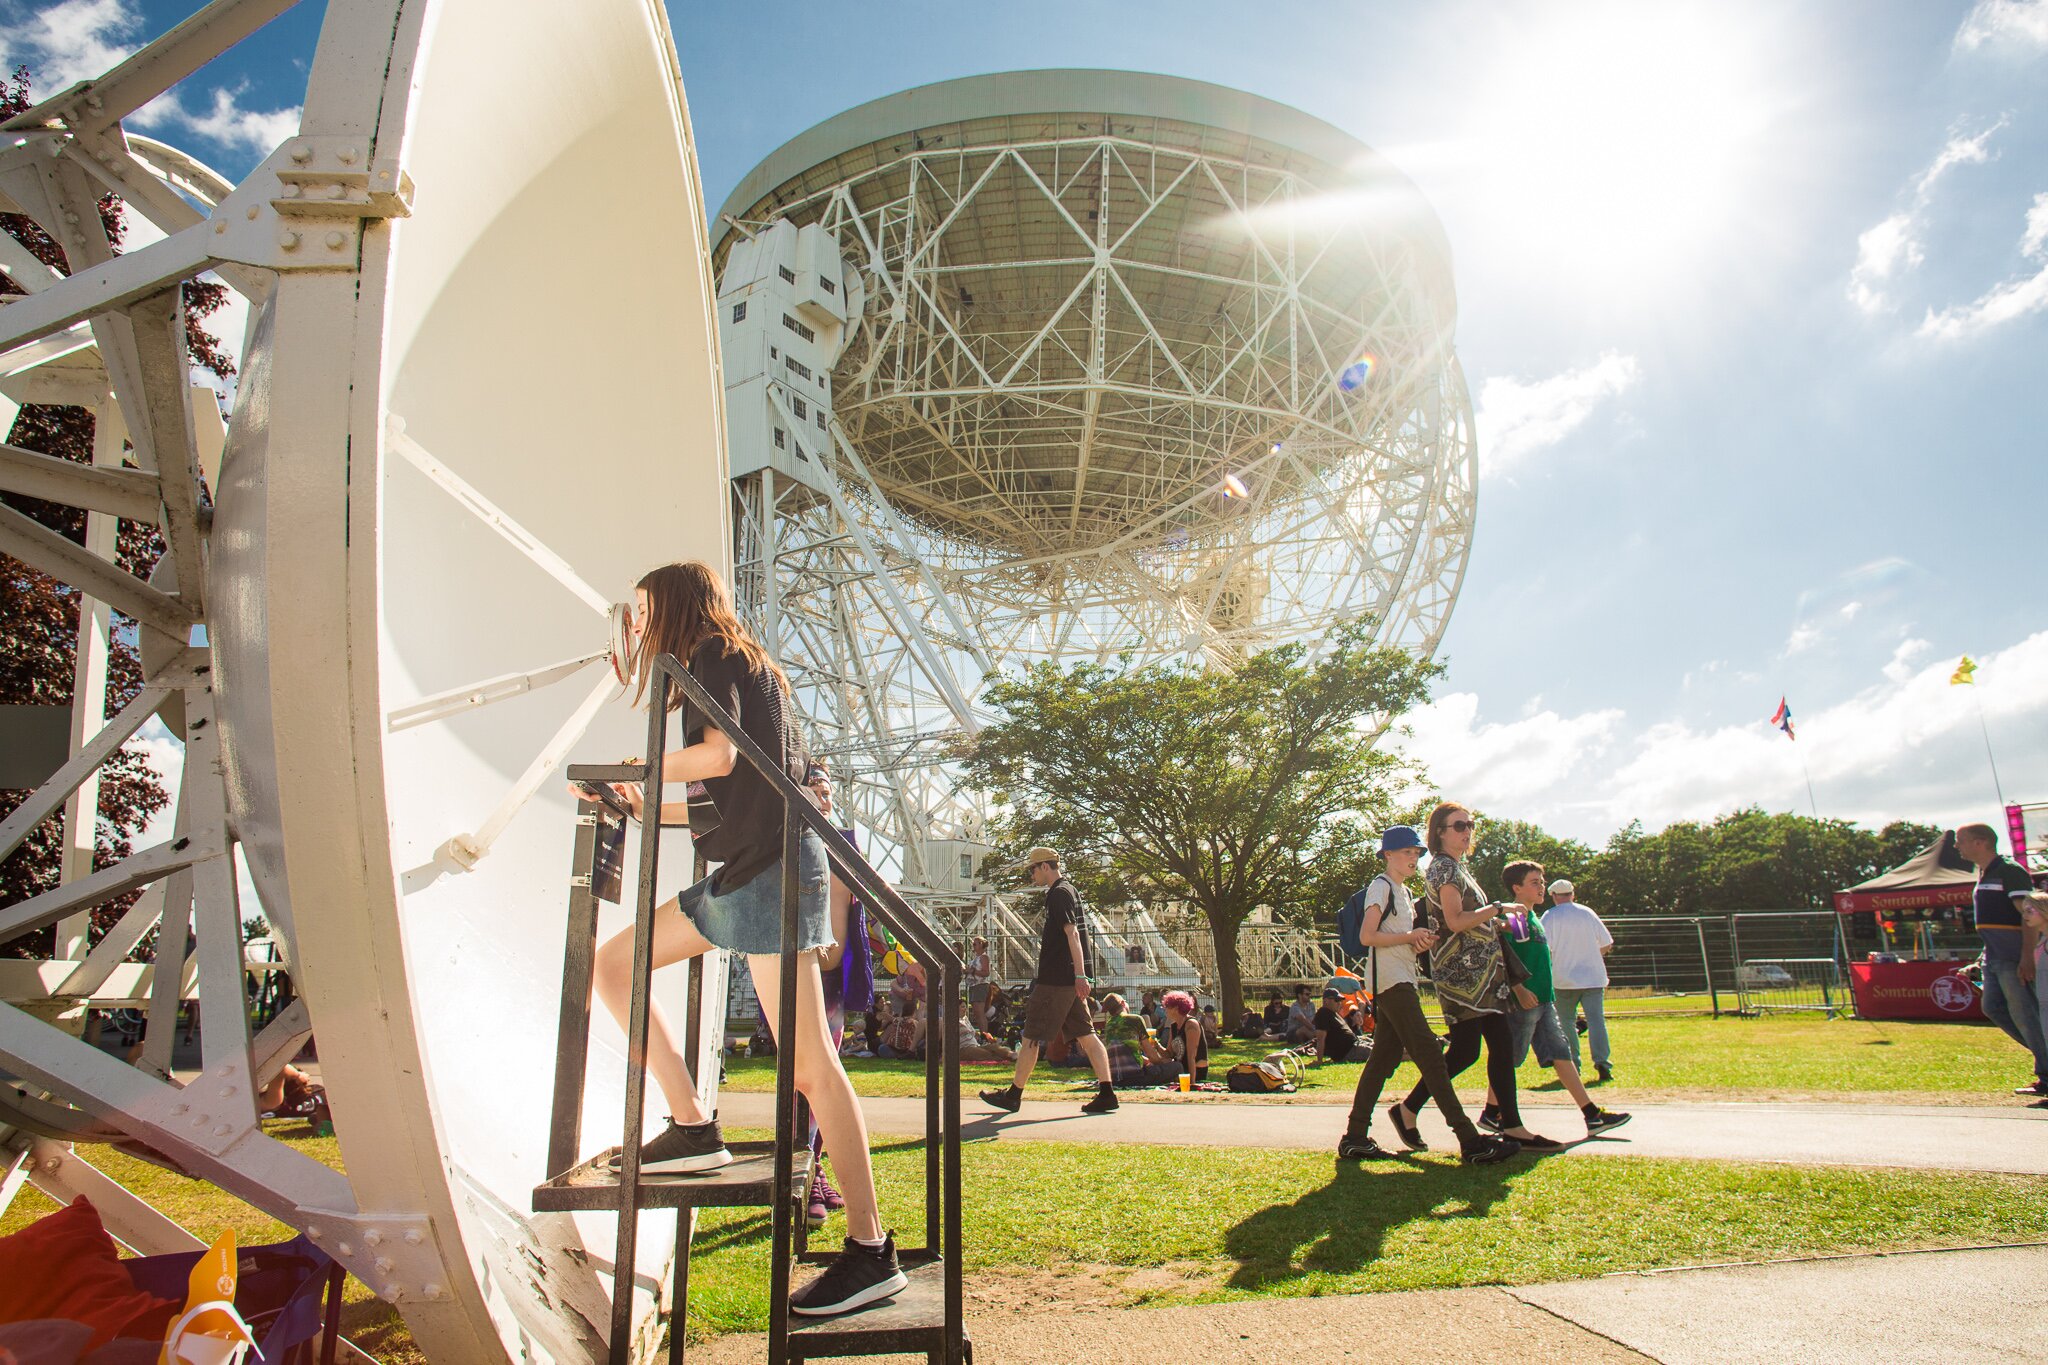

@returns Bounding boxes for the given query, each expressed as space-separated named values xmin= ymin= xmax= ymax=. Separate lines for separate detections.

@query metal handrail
xmin=608 ymin=651 xmax=963 ymax=1364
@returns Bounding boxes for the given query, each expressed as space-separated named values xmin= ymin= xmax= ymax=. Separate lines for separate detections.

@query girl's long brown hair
xmin=1425 ymin=800 xmax=1469 ymax=855
xmin=632 ymin=561 xmax=789 ymax=711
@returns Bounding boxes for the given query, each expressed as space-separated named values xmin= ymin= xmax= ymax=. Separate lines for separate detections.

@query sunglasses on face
xmin=1447 ymin=819 xmax=1476 ymax=833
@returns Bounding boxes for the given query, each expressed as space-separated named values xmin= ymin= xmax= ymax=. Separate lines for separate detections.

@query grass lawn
xmin=719 ymin=1011 xmax=2031 ymax=1104
xmin=681 ymin=1133 xmax=2048 ymax=1340
xmin=0 ymin=1122 xmax=425 ymax=1364
xmin=9 ymin=1118 xmax=2044 ymax=1356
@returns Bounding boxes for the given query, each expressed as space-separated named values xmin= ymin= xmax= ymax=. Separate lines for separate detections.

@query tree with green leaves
xmin=961 ymin=619 xmax=1439 ymax=1020
xmin=1572 ymin=808 xmax=1945 ymax=916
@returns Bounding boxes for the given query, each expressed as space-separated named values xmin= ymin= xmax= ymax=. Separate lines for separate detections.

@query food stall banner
xmin=1833 ymin=833 xmax=1977 ymax=914
xmin=1848 ymin=960 xmax=1985 ymax=1021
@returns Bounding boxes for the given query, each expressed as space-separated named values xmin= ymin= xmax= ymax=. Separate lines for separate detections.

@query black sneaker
xmin=1338 ymin=1134 xmax=1398 ymax=1160
xmin=1512 ymin=1132 xmax=1568 ymax=1152
xmin=1387 ymin=1103 xmax=1427 ymax=1150
xmin=2014 ymin=1080 xmax=2048 ymax=1097
xmin=1081 ymin=1087 xmax=1120 ymax=1115
xmin=1477 ymin=1106 xmax=1503 ymax=1133
xmin=612 ymin=1117 xmax=731 ymax=1176
xmin=1595 ymin=1063 xmax=1614 ymax=1083
xmin=979 ymin=1086 xmax=1023 ymax=1113
xmin=1461 ymin=1135 xmax=1521 ymax=1165
xmin=1584 ymin=1108 xmax=1632 ymax=1135
xmin=789 ymin=1234 xmax=909 ymax=1317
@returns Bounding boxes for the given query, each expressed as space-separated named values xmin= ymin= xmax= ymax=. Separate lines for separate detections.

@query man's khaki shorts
xmin=1022 ymin=984 xmax=1096 ymax=1044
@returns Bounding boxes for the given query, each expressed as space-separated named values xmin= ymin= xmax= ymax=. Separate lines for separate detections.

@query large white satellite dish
xmin=0 ymin=1 xmax=727 ymax=1359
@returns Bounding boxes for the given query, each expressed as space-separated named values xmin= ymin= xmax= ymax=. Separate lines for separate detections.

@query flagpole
xmin=1974 ymin=688 xmax=2008 ymax=810
xmin=1798 ymin=752 xmax=1821 ymax=821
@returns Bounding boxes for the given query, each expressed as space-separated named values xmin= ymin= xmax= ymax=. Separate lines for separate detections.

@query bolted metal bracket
xmin=298 ymin=1208 xmax=451 ymax=1304
xmin=123 ymin=1055 xmax=261 ymax=1156
xmin=270 ymin=135 xmax=415 ymax=220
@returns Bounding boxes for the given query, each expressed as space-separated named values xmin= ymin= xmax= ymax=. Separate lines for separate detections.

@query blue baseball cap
xmin=1379 ymin=825 xmax=1424 ymax=854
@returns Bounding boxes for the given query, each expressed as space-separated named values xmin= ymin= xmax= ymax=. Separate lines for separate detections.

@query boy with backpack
xmin=1335 ymin=826 xmax=1519 ymax=1164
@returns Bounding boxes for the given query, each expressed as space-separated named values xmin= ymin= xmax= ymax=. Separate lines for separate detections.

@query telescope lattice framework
xmin=1 ymin=1 xmax=729 ymax=1360
xmin=710 ymin=72 xmax=1477 ymax=883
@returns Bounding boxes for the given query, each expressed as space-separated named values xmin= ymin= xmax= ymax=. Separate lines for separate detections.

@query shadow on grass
xmin=1221 ymin=1159 xmax=1514 ymax=1291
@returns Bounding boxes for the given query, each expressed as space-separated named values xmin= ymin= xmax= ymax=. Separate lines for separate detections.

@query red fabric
xmin=1848 ymin=960 xmax=1986 ymax=1021
xmin=0 ymin=1197 xmax=178 ymax=1349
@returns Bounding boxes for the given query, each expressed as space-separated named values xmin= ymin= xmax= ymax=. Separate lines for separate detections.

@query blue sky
xmin=11 ymin=0 xmax=2045 ymax=846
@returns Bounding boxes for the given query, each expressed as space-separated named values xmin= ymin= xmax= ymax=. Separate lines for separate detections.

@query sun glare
xmin=1463 ymin=2 xmax=1775 ymax=291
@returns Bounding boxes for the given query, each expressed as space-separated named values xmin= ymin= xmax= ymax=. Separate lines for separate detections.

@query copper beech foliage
xmin=1 ymin=66 xmax=234 ymax=955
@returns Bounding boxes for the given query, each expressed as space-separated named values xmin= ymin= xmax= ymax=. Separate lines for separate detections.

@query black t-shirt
xmin=1036 ymin=879 xmax=1088 ymax=986
xmin=1262 ymin=1000 xmax=1289 ymax=1027
xmin=1313 ymin=1005 xmax=1357 ymax=1061
xmin=684 ymin=638 xmax=806 ymax=892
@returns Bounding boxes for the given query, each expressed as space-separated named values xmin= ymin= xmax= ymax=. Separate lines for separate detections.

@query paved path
xmin=720 ymin=1090 xmax=2048 ymax=1174
xmin=1509 ymin=1243 xmax=2048 ymax=1365
xmin=687 ymin=1243 xmax=2048 ymax=1364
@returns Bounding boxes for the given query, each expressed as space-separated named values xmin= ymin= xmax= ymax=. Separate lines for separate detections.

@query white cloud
xmin=1473 ymin=352 xmax=1640 ymax=475
xmin=1847 ymin=122 xmax=2006 ymax=314
xmin=1918 ymin=190 xmax=2048 ymax=341
xmin=1882 ymin=638 xmax=1932 ymax=685
xmin=1 ymin=0 xmax=299 ymax=159
xmin=171 ymin=85 xmax=302 ymax=156
xmin=1955 ymin=0 xmax=2048 ymax=53
xmin=1399 ymin=629 xmax=2048 ymax=844
xmin=1847 ymin=214 xmax=1923 ymax=314
xmin=0 ymin=0 xmax=140 ymax=88
xmin=1395 ymin=692 xmax=1625 ymax=820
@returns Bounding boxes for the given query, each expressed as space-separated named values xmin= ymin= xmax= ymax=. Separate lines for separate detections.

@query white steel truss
xmin=718 ymin=85 xmax=1478 ymax=883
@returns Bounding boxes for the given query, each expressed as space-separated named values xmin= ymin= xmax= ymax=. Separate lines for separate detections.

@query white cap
xmin=1548 ymin=879 xmax=1575 ymax=896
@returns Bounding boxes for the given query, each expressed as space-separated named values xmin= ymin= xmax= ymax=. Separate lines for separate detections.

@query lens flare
xmin=1221 ymin=472 xmax=1250 ymax=499
xmin=1338 ymin=352 xmax=1377 ymax=393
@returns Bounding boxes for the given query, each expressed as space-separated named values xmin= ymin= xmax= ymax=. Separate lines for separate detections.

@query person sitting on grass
xmin=1284 ymin=984 xmax=1318 ymax=1044
xmin=1483 ymin=860 xmax=1630 ymax=1138
xmin=1199 ymin=1004 xmax=1223 ymax=1046
xmin=1261 ymin=992 xmax=1290 ymax=1038
xmin=1136 ymin=989 xmax=1209 ymax=1085
xmin=876 ymin=999 xmax=925 ymax=1061
xmin=1234 ymin=1008 xmax=1266 ymax=1040
xmin=1311 ymin=986 xmax=1373 ymax=1063
xmin=952 ymin=998 xmax=1017 ymax=1065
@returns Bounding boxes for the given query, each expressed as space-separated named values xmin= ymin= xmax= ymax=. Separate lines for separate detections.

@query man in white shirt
xmin=1541 ymin=879 xmax=1615 ymax=1082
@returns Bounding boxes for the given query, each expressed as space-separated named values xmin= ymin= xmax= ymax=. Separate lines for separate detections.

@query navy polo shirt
xmin=1975 ymin=854 xmax=2036 ymax=963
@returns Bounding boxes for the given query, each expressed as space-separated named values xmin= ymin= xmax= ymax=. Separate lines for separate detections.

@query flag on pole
xmin=1951 ymin=656 xmax=1977 ymax=685
xmin=1769 ymin=697 xmax=1795 ymax=740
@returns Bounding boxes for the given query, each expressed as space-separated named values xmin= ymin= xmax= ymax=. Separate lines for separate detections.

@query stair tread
xmin=532 ymin=1140 xmax=811 ymax=1211
xmin=786 ymin=1258 xmax=955 ymax=1353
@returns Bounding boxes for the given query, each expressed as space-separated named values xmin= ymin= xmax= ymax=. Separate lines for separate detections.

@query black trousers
xmin=1345 ymin=982 xmax=1480 ymax=1146
xmin=1402 ymin=1010 xmax=1520 ymax=1130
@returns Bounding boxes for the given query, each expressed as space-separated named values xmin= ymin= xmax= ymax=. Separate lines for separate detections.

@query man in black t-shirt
xmin=980 ymin=847 xmax=1119 ymax=1115
xmin=1312 ymin=987 xmax=1372 ymax=1063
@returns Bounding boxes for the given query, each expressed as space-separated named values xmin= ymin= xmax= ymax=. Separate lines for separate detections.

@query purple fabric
xmin=825 ymin=825 xmax=875 ymax=1016
xmin=122 ymin=1236 xmax=338 ymax=1356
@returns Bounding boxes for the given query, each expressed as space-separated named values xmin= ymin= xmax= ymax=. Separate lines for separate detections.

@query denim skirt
xmin=676 ymin=826 xmax=834 ymax=955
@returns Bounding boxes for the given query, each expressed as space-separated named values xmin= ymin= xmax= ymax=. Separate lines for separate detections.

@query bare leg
xmin=752 ymin=952 xmax=883 ymax=1243
xmin=1011 ymin=1038 xmax=1041 ymax=1089
xmin=820 ymin=878 xmax=852 ymax=972
xmin=1072 ymin=1033 xmax=1112 ymax=1085
xmin=593 ymin=898 xmax=718 ymax=1126
xmin=1549 ymin=1057 xmax=1596 ymax=1110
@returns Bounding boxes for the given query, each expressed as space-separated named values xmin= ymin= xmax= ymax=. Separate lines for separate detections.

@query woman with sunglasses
xmin=1387 ymin=802 xmax=1563 ymax=1153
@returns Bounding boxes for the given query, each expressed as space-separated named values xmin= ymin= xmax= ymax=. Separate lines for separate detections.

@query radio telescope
xmin=2 ymin=1 xmax=725 ymax=1360
xmin=710 ymin=71 xmax=1477 ymax=887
